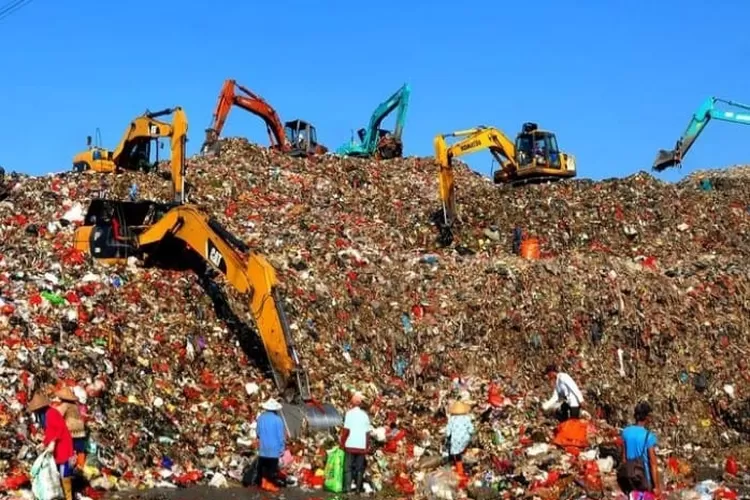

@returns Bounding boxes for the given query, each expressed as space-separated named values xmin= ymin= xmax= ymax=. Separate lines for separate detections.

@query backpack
xmin=616 ymin=430 xmax=651 ymax=493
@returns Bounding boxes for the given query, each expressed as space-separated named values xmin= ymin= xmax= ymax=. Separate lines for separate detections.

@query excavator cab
xmin=284 ymin=120 xmax=328 ymax=158
xmin=74 ymin=199 xmax=168 ymax=262
xmin=502 ymin=122 xmax=575 ymax=184
xmin=202 ymin=128 xmax=222 ymax=156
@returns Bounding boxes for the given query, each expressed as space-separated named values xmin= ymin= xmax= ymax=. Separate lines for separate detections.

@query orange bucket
xmin=519 ymin=238 xmax=540 ymax=260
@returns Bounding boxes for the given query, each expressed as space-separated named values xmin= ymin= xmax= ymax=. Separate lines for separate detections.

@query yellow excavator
xmin=434 ymin=123 xmax=576 ymax=245
xmin=72 ymin=111 xmax=341 ymax=438
xmin=72 ymin=108 xmax=188 ymax=183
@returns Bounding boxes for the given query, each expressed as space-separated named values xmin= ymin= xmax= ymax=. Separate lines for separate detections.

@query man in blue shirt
xmin=621 ymin=401 xmax=661 ymax=497
xmin=256 ymin=398 xmax=286 ymax=492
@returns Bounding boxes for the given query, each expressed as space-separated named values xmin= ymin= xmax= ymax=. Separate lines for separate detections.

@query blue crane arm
xmin=653 ymin=97 xmax=750 ymax=171
xmin=337 ymin=84 xmax=411 ymax=156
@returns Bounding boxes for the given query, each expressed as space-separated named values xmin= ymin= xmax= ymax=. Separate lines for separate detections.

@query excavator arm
xmin=653 ymin=97 xmax=750 ymax=171
xmin=435 ymin=127 xmax=516 ymax=231
xmin=74 ymin=200 xmax=341 ymax=437
xmin=202 ymin=80 xmax=287 ymax=153
xmin=134 ymin=206 xmax=301 ymax=389
xmin=337 ymin=83 xmax=411 ymax=158
xmin=145 ymin=108 xmax=188 ymax=204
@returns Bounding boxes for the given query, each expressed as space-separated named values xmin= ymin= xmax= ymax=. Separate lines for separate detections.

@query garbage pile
xmin=2 ymin=138 xmax=750 ymax=498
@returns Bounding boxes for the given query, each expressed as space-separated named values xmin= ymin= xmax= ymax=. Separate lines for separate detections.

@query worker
xmin=445 ymin=401 xmax=474 ymax=485
xmin=52 ymin=387 xmax=87 ymax=469
xmin=27 ymin=392 xmax=75 ymax=500
xmin=340 ymin=392 xmax=370 ymax=494
xmin=541 ymin=364 xmax=584 ymax=421
xmin=619 ymin=401 xmax=661 ymax=498
xmin=255 ymin=398 xmax=285 ymax=492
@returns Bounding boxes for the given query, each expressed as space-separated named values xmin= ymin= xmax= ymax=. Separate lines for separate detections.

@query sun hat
xmin=27 ymin=393 xmax=51 ymax=412
xmin=55 ymin=386 xmax=79 ymax=403
xmin=261 ymin=398 xmax=283 ymax=411
xmin=448 ymin=401 xmax=470 ymax=415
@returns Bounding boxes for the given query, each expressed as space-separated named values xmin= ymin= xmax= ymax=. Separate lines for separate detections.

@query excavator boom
xmin=653 ymin=97 xmax=750 ymax=171
xmin=203 ymin=79 xmax=286 ymax=153
xmin=434 ymin=127 xmax=515 ymax=230
xmin=337 ymin=83 xmax=411 ymax=159
xmin=73 ymin=200 xmax=341 ymax=437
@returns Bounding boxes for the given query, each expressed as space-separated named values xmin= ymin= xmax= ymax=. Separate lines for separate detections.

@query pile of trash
xmin=1 ymin=138 xmax=750 ymax=498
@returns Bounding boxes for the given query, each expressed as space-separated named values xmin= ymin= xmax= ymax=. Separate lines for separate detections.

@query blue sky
xmin=0 ymin=0 xmax=748 ymax=182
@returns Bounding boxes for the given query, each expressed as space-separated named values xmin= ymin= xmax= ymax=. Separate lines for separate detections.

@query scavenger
xmin=340 ymin=392 xmax=371 ymax=494
xmin=255 ymin=398 xmax=286 ymax=492
xmin=27 ymin=392 xmax=75 ymax=500
xmin=445 ymin=401 xmax=475 ymax=485
xmin=52 ymin=387 xmax=88 ymax=469
xmin=618 ymin=401 xmax=661 ymax=498
xmin=541 ymin=364 xmax=584 ymax=421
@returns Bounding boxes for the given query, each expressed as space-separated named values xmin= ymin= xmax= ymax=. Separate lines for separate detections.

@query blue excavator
xmin=337 ymin=83 xmax=411 ymax=159
xmin=653 ymin=97 xmax=750 ymax=171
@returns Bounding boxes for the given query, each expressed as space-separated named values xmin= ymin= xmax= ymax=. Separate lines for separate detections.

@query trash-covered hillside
xmin=2 ymin=138 xmax=750 ymax=497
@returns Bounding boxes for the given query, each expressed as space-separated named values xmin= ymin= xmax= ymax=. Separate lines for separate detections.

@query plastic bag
xmin=30 ymin=451 xmax=63 ymax=500
xmin=323 ymin=447 xmax=345 ymax=493
xmin=241 ymin=458 xmax=258 ymax=487
xmin=422 ymin=468 xmax=458 ymax=499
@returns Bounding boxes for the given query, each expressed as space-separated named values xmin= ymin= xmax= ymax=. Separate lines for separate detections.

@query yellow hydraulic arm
xmin=72 ymin=107 xmax=188 ymax=203
xmin=73 ymin=199 xmax=346 ymax=436
xmin=434 ymin=126 xmax=516 ymax=229
xmin=137 ymin=207 xmax=298 ymax=384
xmin=75 ymin=204 xmax=299 ymax=390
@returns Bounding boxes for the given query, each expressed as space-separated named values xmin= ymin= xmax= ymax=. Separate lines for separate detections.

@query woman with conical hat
xmin=27 ymin=392 xmax=75 ymax=500
xmin=53 ymin=386 xmax=88 ymax=470
xmin=445 ymin=400 xmax=474 ymax=487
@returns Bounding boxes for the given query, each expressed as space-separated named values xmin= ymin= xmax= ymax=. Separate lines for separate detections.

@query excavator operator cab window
xmin=308 ymin=126 xmax=317 ymax=146
xmin=533 ymin=136 xmax=548 ymax=165
xmin=515 ymin=135 xmax=534 ymax=167
xmin=284 ymin=124 xmax=296 ymax=146
xmin=126 ymin=140 xmax=153 ymax=172
xmin=285 ymin=122 xmax=311 ymax=149
xmin=539 ymin=133 xmax=561 ymax=168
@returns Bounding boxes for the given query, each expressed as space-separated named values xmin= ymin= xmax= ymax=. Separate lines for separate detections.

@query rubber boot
xmin=76 ymin=452 xmax=86 ymax=469
xmin=61 ymin=477 xmax=73 ymax=500
xmin=454 ymin=461 xmax=468 ymax=489
xmin=261 ymin=478 xmax=279 ymax=492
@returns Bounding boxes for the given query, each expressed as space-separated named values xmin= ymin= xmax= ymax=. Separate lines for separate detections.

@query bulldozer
xmin=73 ymin=108 xmax=340 ymax=438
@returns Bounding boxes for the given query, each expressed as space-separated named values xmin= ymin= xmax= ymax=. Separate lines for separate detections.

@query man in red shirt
xmin=28 ymin=392 xmax=75 ymax=500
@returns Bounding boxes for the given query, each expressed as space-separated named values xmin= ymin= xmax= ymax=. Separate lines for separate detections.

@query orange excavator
xmin=201 ymin=79 xmax=328 ymax=158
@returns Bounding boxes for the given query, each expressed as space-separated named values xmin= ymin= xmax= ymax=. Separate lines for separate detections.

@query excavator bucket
xmin=377 ymin=136 xmax=404 ymax=160
xmin=279 ymin=402 xmax=343 ymax=439
xmin=652 ymin=149 xmax=680 ymax=171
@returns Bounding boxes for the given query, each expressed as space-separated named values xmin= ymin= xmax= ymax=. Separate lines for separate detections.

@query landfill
xmin=2 ymin=138 xmax=750 ymax=499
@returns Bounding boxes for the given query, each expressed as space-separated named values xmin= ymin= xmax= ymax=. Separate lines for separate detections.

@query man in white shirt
xmin=339 ymin=392 xmax=370 ymax=493
xmin=541 ymin=364 xmax=584 ymax=421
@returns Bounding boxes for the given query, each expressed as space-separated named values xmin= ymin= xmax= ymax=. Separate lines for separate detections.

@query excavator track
xmin=508 ymin=175 xmax=571 ymax=187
